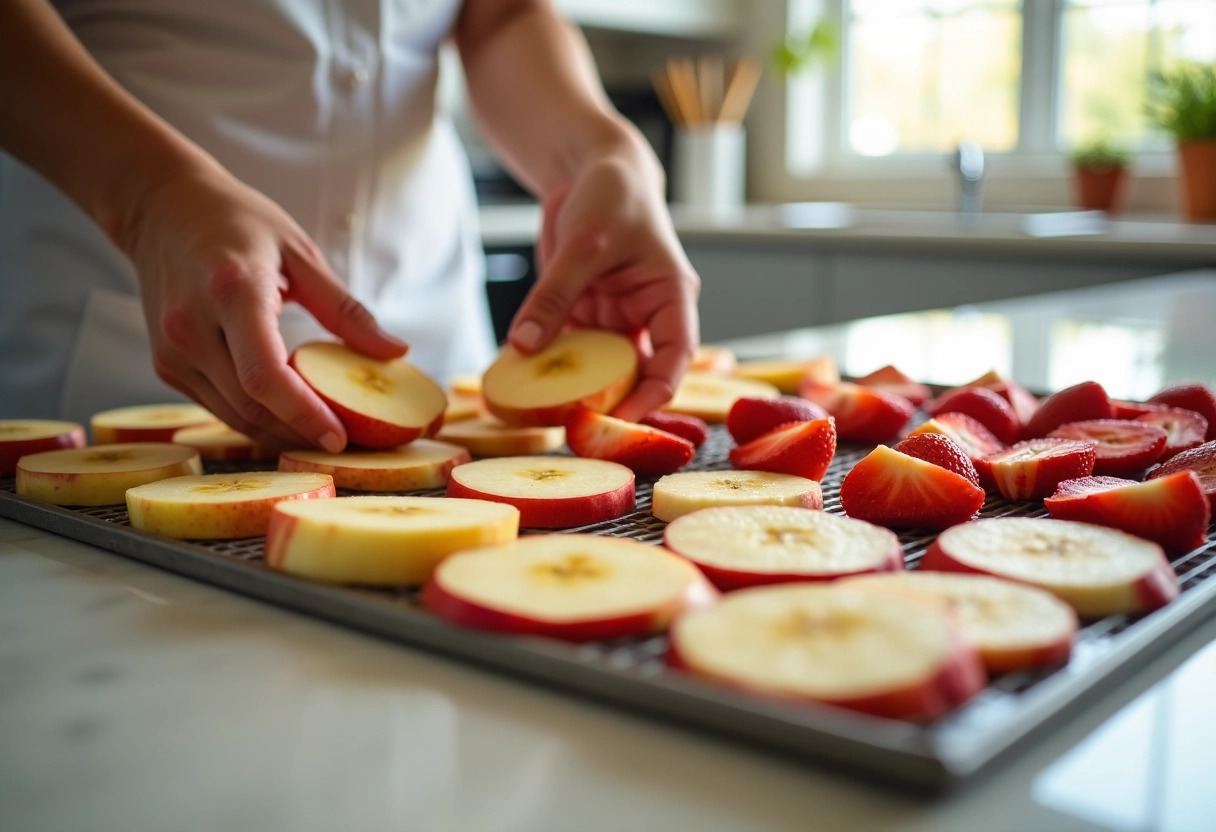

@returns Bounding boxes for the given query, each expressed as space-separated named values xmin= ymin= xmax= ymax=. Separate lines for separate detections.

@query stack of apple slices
xmin=291 ymin=341 xmax=447 ymax=448
xmin=16 ymin=443 xmax=202 ymax=505
xmin=90 ymin=403 xmax=215 ymax=443
xmin=651 ymin=470 xmax=823 ymax=522
xmin=669 ymin=584 xmax=985 ymax=721
xmin=265 ymin=496 xmax=520 ymax=585
xmin=279 ymin=439 xmax=471 ymax=491
xmin=422 ymin=535 xmax=717 ymax=640
xmin=0 ymin=419 xmax=86 ymax=475
xmin=437 ymin=416 xmax=565 ymax=457
xmin=664 ymin=506 xmax=903 ymax=590
xmin=663 ymin=372 xmax=779 ymax=423
xmin=733 ymin=355 xmax=838 ymax=394
xmin=172 ymin=422 xmax=274 ymax=462
xmin=447 ymin=456 xmax=635 ymax=528
xmin=843 ymin=572 xmax=1077 ymax=673
xmin=126 ymin=472 xmax=335 ymax=539
xmin=481 ymin=329 xmax=638 ymax=427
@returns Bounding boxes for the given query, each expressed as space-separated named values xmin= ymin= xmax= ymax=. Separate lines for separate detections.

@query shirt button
xmin=347 ymin=68 xmax=370 ymax=89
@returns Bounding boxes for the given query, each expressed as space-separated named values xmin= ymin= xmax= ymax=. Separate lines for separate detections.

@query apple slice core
xmin=16 ymin=443 xmax=203 ymax=506
xmin=446 ymin=456 xmax=635 ymax=528
xmin=279 ymin=440 xmax=471 ymax=491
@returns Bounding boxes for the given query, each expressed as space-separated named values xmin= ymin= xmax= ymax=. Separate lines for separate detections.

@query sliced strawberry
xmin=855 ymin=365 xmax=931 ymax=407
xmin=1149 ymin=382 xmax=1216 ymax=441
xmin=910 ymin=413 xmax=1006 ymax=459
xmin=729 ymin=417 xmax=837 ymax=481
xmin=1047 ymin=419 xmax=1167 ymax=477
xmin=1134 ymin=408 xmax=1208 ymax=459
xmin=1110 ymin=399 xmax=1170 ymax=420
xmin=799 ymin=380 xmax=914 ymax=444
xmin=726 ymin=396 xmax=828 ymax=445
xmin=963 ymin=370 xmax=1040 ymax=424
xmin=640 ymin=411 xmax=709 ymax=449
xmin=565 ymin=410 xmax=694 ymax=475
xmin=893 ymin=433 xmax=980 ymax=487
xmin=977 ymin=438 xmax=1097 ymax=500
xmin=928 ymin=386 xmax=1021 ymax=445
xmin=1045 ymin=472 xmax=1210 ymax=553
xmin=840 ymin=445 xmax=985 ymax=528
xmin=1147 ymin=440 xmax=1216 ymax=510
xmin=1022 ymin=381 xmax=1114 ymax=439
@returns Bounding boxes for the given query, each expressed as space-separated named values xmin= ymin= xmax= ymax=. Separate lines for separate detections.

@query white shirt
xmin=0 ymin=0 xmax=496 ymax=424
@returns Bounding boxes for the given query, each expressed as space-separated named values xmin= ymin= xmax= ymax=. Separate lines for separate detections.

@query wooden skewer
xmin=718 ymin=58 xmax=761 ymax=124
xmin=652 ymin=70 xmax=683 ymax=126
xmin=698 ymin=56 xmax=723 ymax=125
xmin=674 ymin=57 xmax=703 ymax=125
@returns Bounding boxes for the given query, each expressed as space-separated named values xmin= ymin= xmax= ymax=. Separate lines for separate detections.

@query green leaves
xmin=1071 ymin=139 xmax=1132 ymax=170
xmin=771 ymin=21 xmax=839 ymax=76
xmin=1147 ymin=62 xmax=1216 ymax=141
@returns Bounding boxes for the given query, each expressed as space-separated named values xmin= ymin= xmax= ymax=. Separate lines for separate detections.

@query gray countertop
xmin=4 ymin=272 xmax=1216 ymax=832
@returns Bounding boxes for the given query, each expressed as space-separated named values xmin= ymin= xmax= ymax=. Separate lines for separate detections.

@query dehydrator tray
xmin=3 ymin=426 xmax=1215 ymax=793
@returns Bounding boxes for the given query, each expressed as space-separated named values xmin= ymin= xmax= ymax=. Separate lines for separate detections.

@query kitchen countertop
xmin=4 ymin=272 xmax=1216 ymax=832
xmin=480 ymin=202 xmax=1216 ymax=261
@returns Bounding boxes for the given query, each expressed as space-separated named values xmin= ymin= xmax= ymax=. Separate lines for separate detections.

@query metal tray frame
xmin=3 ymin=428 xmax=1215 ymax=793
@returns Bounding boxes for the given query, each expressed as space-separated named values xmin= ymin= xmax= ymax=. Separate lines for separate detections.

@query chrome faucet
xmin=951 ymin=140 xmax=984 ymax=218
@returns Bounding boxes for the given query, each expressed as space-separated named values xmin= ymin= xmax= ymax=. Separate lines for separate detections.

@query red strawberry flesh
xmin=729 ymin=417 xmax=837 ymax=481
xmin=1147 ymin=439 xmax=1216 ymax=510
xmin=929 ymin=386 xmax=1021 ymax=445
xmin=1023 ymin=381 xmax=1113 ymax=439
xmin=856 ymin=365 xmax=931 ymax=407
xmin=1047 ymin=419 xmax=1167 ymax=477
xmin=1135 ymin=408 xmax=1208 ymax=459
xmin=894 ymin=433 xmax=981 ymax=487
xmin=977 ymin=438 xmax=1097 ymax=500
xmin=640 ymin=411 xmax=710 ymax=449
xmin=1149 ymin=382 xmax=1216 ymax=441
xmin=726 ymin=396 xmax=828 ymax=445
xmin=801 ymin=381 xmax=913 ymax=444
xmin=565 ymin=410 xmax=694 ymax=476
xmin=840 ymin=445 xmax=985 ymax=528
xmin=1045 ymin=471 xmax=1210 ymax=553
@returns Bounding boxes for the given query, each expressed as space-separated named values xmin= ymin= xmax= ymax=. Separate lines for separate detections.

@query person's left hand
xmin=505 ymin=146 xmax=700 ymax=423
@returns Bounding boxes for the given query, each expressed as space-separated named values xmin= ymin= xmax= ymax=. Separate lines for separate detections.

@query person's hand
xmin=112 ymin=164 xmax=407 ymax=451
xmin=506 ymin=147 xmax=700 ymax=422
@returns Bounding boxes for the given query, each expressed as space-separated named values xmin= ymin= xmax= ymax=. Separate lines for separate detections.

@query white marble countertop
xmin=4 ymin=272 xmax=1216 ymax=831
xmin=480 ymin=202 xmax=1216 ymax=261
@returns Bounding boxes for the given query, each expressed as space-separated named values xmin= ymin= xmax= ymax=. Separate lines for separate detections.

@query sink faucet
xmin=951 ymin=140 xmax=984 ymax=218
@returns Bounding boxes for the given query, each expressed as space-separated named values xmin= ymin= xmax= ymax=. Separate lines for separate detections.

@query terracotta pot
xmin=1074 ymin=166 xmax=1127 ymax=213
xmin=1178 ymin=139 xmax=1216 ymax=222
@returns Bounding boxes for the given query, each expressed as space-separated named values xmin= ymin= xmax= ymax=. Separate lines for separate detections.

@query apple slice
xmin=481 ymin=329 xmax=638 ymax=427
xmin=16 ymin=443 xmax=202 ymax=506
xmin=449 ymin=373 xmax=483 ymax=396
xmin=279 ymin=439 xmax=471 ymax=491
xmin=422 ymin=534 xmax=718 ymax=640
xmin=436 ymin=416 xmax=565 ymax=457
xmin=664 ymin=505 xmax=903 ymax=590
xmin=690 ymin=344 xmax=738 ymax=375
xmin=90 ymin=403 xmax=215 ymax=444
xmin=0 ymin=420 xmax=86 ymax=475
xmin=446 ymin=456 xmax=635 ymax=528
xmin=265 ymin=496 xmax=519 ymax=585
xmin=734 ymin=355 xmax=839 ymax=393
xmin=171 ymin=422 xmax=275 ymax=462
xmin=669 ymin=583 xmax=985 ymax=721
xmin=842 ymin=571 xmax=1077 ymax=673
xmin=664 ymin=372 xmax=780 ymax=423
xmin=651 ymin=470 xmax=823 ymax=523
xmin=290 ymin=341 xmax=447 ymax=449
xmin=443 ymin=391 xmax=482 ymax=424
xmin=920 ymin=517 xmax=1179 ymax=618
xmin=126 ymin=471 xmax=334 ymax=539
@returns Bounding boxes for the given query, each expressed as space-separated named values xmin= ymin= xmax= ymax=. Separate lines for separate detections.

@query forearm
xmin=0 ymin=0 xmax=216 ymax=246
xmin=455 ymin=0 xmax=662 ymax=197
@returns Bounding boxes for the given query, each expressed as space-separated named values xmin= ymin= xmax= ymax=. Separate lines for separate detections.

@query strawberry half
xmin=840 ymin=445 xmax=985 ymax=528
xmin=855 ymin=365 xmax=931 ymax=407
xmin=565 ymin=410 xmax=694 ymax=476
xmin=1047 ymin=419 xmax=1167 ymax=477
xmin=729 ymin=417 xmax=837 ymax=481
xmin=1149 ymin=382 xmax=1216 ymax=441
xmin=640 ymin=411 xmax=710 ymax=449
xmin=1147 ymin=440 xmax=1216 ymax=510
xmin=1134 ymin=408 xmax=1208 ymax=459
xmin=909 ymin=413 xmax=1006 ymax=459
xmin=928 ymin=386 xmax=1021 ymax=445
xmin=893 ymin=433 xmax=980 ymax=487
xmin=963 ymin=370 xmax=1040 ymax=424
xmin=977 ymin=438 xmax=1097 ymax=500
xmin=799 ymin=380 xmax=914 ymax=444
xmin=1045 ymin=472 xmax=1210 ymax=553
xmin=1111 ymin=399 xmax=1170 ymax=420
xmin=726 ymin=396 xmax=828 ymax=445
xmin=1023 ymin=381 xmax=1113 ymax=439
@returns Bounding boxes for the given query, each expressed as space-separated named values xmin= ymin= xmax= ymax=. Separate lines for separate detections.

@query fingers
xmin=283 ymin=245 xmax=408 ymax=360
xmin=536 ymin=182 xmax=571 ymax=274
xmin=154 ymin=357 xmax=300 ymax=450
xmin=508 ymin=227 xmax=609 ymax=354
xmin=610 ymin=278 xmax=699 ymax=423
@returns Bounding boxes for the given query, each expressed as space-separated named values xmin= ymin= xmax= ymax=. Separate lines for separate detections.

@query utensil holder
xmin=673 ymin=124 xmax=745 ymax=211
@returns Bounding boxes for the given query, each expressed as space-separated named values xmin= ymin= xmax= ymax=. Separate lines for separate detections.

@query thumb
xmin=283 ymin=246 xmax=408 ymax=360
xmin=509 ymin=228 xmax=607 ymax=354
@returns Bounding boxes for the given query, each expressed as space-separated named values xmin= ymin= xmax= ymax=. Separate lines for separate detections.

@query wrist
xmin=554 ymin=116 xmax=665 ymax=199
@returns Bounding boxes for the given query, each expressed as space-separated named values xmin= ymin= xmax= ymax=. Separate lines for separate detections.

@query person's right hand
xmin=111 ymin=164 xmax=407 ymax=452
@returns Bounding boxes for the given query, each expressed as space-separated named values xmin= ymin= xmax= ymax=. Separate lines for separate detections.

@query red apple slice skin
xmin=91 ymin=404 xmax=216 ymax=444
xmin=0 ymin=421 xmax=86 ymax=475
xmin=16 ymin=443 xmax=204 ymax=506
xmin=171 ymin=423 xmax=274 ymax=462
xmin=278 ymin=441 xmax=471 ymax=491
xmin=421 ymin=574 xmax=718 ymax=642
xmin=687 ymin=547 xmax=904 ymax=593
xmin=446 ymin=476 xmax=635 ymax=529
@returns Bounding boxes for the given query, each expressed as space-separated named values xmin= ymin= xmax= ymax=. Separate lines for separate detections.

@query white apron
xmin=0 ymin=0 xmax=496 ymax=424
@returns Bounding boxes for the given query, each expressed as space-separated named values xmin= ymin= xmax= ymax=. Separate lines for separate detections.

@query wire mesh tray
xmin=3 ymin=426 xmax=1215 ymax=793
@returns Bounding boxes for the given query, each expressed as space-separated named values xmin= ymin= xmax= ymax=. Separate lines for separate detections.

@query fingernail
xmin=513 ymin=321 xmax=544 ymax=352
xmin=319 ymin=431 xmax=344 ymax=453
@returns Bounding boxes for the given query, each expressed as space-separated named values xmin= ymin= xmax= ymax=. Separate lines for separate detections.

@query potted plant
xmin=1147 ymin=61 xmax=1216 ymax=221
xmin=1071 ymin=139 xmax=1132 ymax=213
